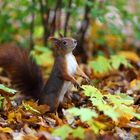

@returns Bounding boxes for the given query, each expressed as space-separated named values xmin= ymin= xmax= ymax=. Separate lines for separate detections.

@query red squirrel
xmin=0 ymin=34 xmax=89 ymax=112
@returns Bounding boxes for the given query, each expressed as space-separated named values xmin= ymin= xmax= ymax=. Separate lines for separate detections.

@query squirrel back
xmin=0 ymin=44 xmax=44 ymax=100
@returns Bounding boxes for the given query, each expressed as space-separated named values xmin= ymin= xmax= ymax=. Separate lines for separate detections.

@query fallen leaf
xmin=118 ymin=51 xmax=140 ymax=63
xmin=0 ymin=127 xmax=13 ymax=133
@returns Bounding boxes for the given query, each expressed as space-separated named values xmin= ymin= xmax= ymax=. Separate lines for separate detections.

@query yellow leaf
xmin=0 ymin=127 xmax=13 ymax=133
xmin=118 ymin=51 xmax=140 ymax=63
xmin=130 ymin=79 xmax=140 ymax=91
xmin=15 ymin=112 xmax=22 ymax=122
xmin=39 ymin=126 xmax=50 ymax=132
xmin=8 ymin=111 xmax=22 ymax=123
xmin=116 ymin=105 xmax=135 ymax=121
xmin=8 ymin=112 xmax=15 ymax=123
xmin=25 ymin=101 xmax=50 ymax=114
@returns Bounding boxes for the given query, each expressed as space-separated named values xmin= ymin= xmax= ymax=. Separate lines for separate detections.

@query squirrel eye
xmin=62 ymin=41 xmax=67 ymax=45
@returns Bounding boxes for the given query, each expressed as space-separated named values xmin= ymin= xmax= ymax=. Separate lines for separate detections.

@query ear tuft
xmin=58 ymin=32 xmax=64 ymax=38
xmin=48 ymin=36 xmax=60 ymax=46
xmin=48 ymin=36 xmax=56 ymax=41
xmin=48 ymin=36 xmax=59 ymax=42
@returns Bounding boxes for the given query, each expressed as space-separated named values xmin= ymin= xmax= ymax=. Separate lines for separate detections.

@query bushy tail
xmin=0 ymin=44 xmax=44 ymax=100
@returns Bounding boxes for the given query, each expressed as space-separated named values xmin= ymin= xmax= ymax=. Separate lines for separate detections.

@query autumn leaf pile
xmin=0 ymin=49 xmax=140 ymax=140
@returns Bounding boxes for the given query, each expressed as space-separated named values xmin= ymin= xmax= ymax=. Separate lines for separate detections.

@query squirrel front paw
xmin=73 ymin=81 xmax=81 ymax=89
xmin=85 ymin=77 xmax=91 ymax=84
xmin=82 ymin=75 xmax=90 ymax=84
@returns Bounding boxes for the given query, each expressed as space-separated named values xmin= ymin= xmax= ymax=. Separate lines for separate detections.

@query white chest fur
xmin=58 ymin=53 xmax=78 ymax=102
xmin=65 ymin=53 xmax=77 ymax=75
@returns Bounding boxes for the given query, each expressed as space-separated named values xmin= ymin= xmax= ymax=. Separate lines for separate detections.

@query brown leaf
xmin=23 ymin=135 xmax=38 ymax=140
xmin=0 ymin=133 xmax=12 ymax=140
xmin=25 ymin=101 xmax=50 ymax=114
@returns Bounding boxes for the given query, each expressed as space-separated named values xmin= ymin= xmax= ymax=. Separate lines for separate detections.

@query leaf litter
xmin=0 ymin=57 xmax=140 ymax=140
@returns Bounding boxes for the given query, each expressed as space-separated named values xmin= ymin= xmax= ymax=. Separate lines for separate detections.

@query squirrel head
xmin=48 ymin=33 xmax=77 ymax=55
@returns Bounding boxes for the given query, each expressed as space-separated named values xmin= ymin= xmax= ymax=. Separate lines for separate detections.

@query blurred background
xmin=0 ymin=0 xmax=140 ymax=65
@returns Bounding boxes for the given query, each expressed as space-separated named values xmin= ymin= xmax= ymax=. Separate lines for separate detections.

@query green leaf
xmin=107 ymin=93 xmax=134 ymax=106
xmin=89 ymin=55 xmax=132 ymax=74
xmin=72 ymin=127 xmax=85 ymax=139
xmin=68 ymin=107 xmax=98 ymax=122
xmin=110 ymin=55 xmax=132 ymax=69
xmin=52 ymin=125 xmax=72 ymax=140
xmin=31 ymin=45 xmax=53 ymax=66
xmin=82 ymin=85 xmax=140 ymax=121
xmin=53 ymin=125 xmax=85 ymax=140
xmin=135 ymin=31 xmax=140 ymax=40
xmin=90 ymin=98 xmax=119 ymax=121
xmin=33 ymin=45 xmax=52 ymax=54
xmin=82 ymin=85 xmax=103 ymax=99
xmin=33 ymin=26 xmax=43 ymax=39
xmin=88 ymin=120 xmax=105 ymax=134
xmin=89 ymin=56 xmax=112 ymax=73
xmin=0 ymin=84 xmax=16 ymax=94
xmin=98 ymin=16 xmax=106 ymax=23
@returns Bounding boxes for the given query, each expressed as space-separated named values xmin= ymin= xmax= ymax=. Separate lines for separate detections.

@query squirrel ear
xmin=58 ymin=32 xmax=63 ymax=38
xmin=48 ymin=36 xmax=60 ymax=44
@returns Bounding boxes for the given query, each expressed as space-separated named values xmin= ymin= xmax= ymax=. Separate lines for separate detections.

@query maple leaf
xmin=52 ymin=125 xmax=85 ymax=140
xmin=67 ymin=107 xmax=98 ymax=122
xmin=72 ymin=127 xmax=85 ymax=139
xmin=89 ymin=55 xmax=131 ymax=74
xmin=90 ymin=56 xmax=112 ymax=73
xmin=82 ymin=85 xmax=140 ymax=122
xmin=110 ymin=55 xmax=132 ymax=69
xmin=52 ymin=125 xmax=72 ymax=140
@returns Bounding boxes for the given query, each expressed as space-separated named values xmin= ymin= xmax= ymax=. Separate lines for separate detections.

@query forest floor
xmin=0 ymin=53 xmax=140 ymax=140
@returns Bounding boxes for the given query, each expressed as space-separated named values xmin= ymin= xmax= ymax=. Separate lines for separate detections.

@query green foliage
xmin=33 ymin=26 xmax=44 ymax=39
xmin=87 ymin=120 xmax=105 ymax=134
xmin=0 ymin=84 xmax=16 ymax=95
xmin=72 ymin=127 xmax=85 ymax=139
xmin=31 ymin=45 xmax=53 ymax=66
xmin=0 ymin=0 xmax=139 ymax=51
xmin=91 ymin=1 xmax=107 ymax=23
xmin=68 ymin=107 xmax=98 ymax=122
xmin=52 ymin=125 xmax=85 ymax=140
xmin=90 ymin=56 xmax=112 ymax=73
xmin=82 ymin=85 xmax=140 ymax=121
xmin=53 ymin=125 xmax=72 ymax=140
xmin=110 ymin=55 xmax=132 ymax=69
xmin=89 ymin=55 xmax=131 ymax=74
